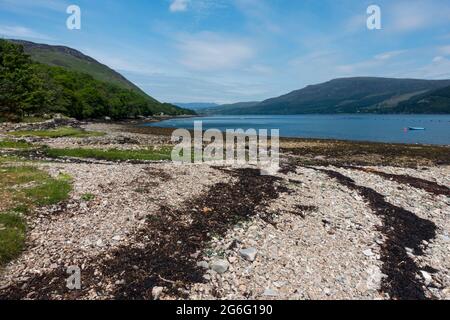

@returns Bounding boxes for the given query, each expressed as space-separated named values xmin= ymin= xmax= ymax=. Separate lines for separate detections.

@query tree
xmin=0 ymin=40 xmax=35 ymax=120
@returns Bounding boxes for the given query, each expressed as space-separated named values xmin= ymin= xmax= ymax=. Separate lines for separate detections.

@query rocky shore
xmin=0 ymin=120 xmax=449 ymax=300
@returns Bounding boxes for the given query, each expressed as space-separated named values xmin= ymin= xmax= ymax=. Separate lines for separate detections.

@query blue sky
xmin=1 ymin=0 xmax=450 ymax=103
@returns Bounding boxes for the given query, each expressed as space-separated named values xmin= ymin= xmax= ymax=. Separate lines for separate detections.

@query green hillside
xmin=393 ymin=85 xmax=450 ymax=114
xmin=10 ymin=40 xmax=148 ymax=97
xmin=0 ymin=40 xmax=194 ymax=121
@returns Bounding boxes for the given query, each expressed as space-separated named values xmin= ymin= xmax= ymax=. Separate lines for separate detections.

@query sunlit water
xmin=143 ymin=114 xmax=450 ymax=145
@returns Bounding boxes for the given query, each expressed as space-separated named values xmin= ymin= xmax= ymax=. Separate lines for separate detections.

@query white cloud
xmin=433 ymin=56 xmax=445 ymax=63
xmin=177 ymin=32 xmax=254 ymax=71
xmin=0 ymin=25 xmax=53 ymax=40
xmin=170 ymin=0 xmax=190 ymax=12
xmin=374 ymin=50 xmax=406 ymax=60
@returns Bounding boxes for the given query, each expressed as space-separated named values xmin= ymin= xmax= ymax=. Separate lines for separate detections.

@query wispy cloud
xmin=177 ymin=32 xmax=254 ymax=71
xmin=336 ymin=50 xmax=407 ymax=74
xmin=405 ymin=56 xmax=450 ymax=79
xmin=233 ymin=0 xmax=281 ymax=33
xmin=388 ymin=0 xmax=450 ymax=32
xmin=169 ymin=0 xmax=190 ymax=13
xmin=374 ymin=50 xmax=406 ymax=60
xmin=0 ymin=25 xmax=54 ymax=40
xmin=438 ymin=45 xmax=450 ymax=56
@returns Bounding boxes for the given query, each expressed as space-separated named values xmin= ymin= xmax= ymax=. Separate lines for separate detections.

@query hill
xmin=9 ymin=39 xmax=147 ymax=97
xmin=173 ymin=102 xmax=219 ymax=110
xmin=201 ymin=101 xmax=260 ymax=115
xmin=393 ymin=85 xmax=450 ymax=114
xmin=207 ymin=77 xmax=450 ymax=115
xmin=1 ymin=40 xmax=194 ymax=121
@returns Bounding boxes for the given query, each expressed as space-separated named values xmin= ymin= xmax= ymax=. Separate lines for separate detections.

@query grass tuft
xmin=8 ymin=127 xmax=105 ymax=138
xmin=44 ymin=147 xmax=173 ymax=162
xmin=0 ymin=209 xmax=27 ymax=265
xmin=0 ymin=139 xmax=33 ymax=149
xmin=24 ymin=174 xmax=72 ymax=206
xmin=0 ymin=166 xmax=73 ymax=266
xmin=81 ymin=193 xmax=95 ymax=201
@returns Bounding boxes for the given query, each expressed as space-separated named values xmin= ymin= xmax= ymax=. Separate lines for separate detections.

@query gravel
xmin=1 ymin=121 xmax=449 ymax=300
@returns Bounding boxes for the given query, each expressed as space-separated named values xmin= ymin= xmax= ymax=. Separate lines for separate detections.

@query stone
xmin=420 ymin=271 xmax=432 ymax=286
xmin=228 ymin=256 xmax=237 ymax=264
xmin=203 ymin=274 xmax=211 ymax=281
xmin=273 ymin=281 xmax=287 ymax=288
xmin=366 ymin=266 xmax=385 ymax=291
xmin=239 ymin=248 xmax=258 ymax=262
xmin=363 ymin=249 xmax=374 ymax=257
xmin=152 ymin=286 xmax=164 ymax=300
xmin=210 ymin=259 xmax=229 ymax=274
xmin=197 ymin=261 xmax=209 ymax=269
xmin=112 ymin=235 xmax=122 ymax=241
xmin=442 ymin=287 xmax=450 ymax=299
xmin=263 ymin=288 xmax=279 ymax=297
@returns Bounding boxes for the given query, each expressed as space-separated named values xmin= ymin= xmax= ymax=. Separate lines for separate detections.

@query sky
xmin=1 ymin=0 xmax=450 ymax=104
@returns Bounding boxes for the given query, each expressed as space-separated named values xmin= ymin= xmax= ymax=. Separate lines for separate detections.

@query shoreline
xmin=128 ymin=122 xmax=450 ymax=148
xmin=0 ymin=120 xmax=449 ymax=300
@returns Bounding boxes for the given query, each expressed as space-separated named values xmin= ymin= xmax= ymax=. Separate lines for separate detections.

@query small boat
xmin=408 ymin=127 xmax=426 ymax=131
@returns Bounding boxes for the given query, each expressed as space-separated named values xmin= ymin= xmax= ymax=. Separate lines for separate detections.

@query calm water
xmin=144 ymin=115 xmax=450 ymax=145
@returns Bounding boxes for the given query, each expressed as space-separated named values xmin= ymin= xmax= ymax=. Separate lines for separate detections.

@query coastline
xmin=135 ymin=114 xmax=450 ymax=147
xmin=0 ymin=119 xmax=449 ymax=300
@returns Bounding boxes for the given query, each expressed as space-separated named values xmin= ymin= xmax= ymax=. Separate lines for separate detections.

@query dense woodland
xmin=0 ymin=40 xmax=193 ymax=122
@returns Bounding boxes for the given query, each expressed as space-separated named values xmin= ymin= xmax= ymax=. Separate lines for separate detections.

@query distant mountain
xmin=201 ymin=102 xmax=260 ymax=115
xmin=174 ymin=102 xmax=219 ymax=110
xmin=207 ymin=77 xmax=450 ymax=115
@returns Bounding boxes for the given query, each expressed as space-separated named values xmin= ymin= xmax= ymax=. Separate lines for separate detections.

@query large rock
xmin=239 ymin=248 xmax=258 ymax=262
xmin=152 ymin=286 xmax=164 ymax=300
xmin=196 ymin=261 xmax=209 ymax=269
xmin=210 ymin=259 xmax=229 ymax=274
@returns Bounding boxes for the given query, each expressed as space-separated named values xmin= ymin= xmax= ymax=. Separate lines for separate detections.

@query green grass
xmin=0 ymin=139 xmax=33 ymax=149
xmin=0 ymin=166 xmax=48 ymax=187
xmin=0 ymin=209 xmax=27 ymax=265
xmin=23 ymin=173 xmax=72 ymax=206
xmin=8 ymin=127 xmax=105 ymax=138
xmin=44 ymin=147 xmax=173 ymax=161
xmin=0 ymin=166 xmax=72 ymax=207
xmin=21 ymin=116 xmax=48 ymax=123
xmin=0 ymin=155 xmax=22 ymax=164
xmin=0 ymin=166 xmax=72 ymax=266
xmin=81 ymin=193 xmax=95 ymax=201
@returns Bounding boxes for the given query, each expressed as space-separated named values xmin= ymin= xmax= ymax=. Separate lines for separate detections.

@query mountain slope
xmin=1 ymin=39 xmax=194 ymax=120
xmin=174 ymin=102 xmax=219 ymax=110
xmin=9 ymin=39 xmax=149 ymax=98
xmin=393 ymin=85 xmax=450 ymax=114
xmin=208 ymin=77 xmax=450 ymax=115
xmin=201 ymin=101 xmax=260 ymax=115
